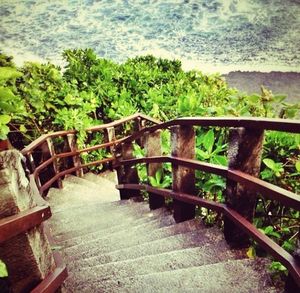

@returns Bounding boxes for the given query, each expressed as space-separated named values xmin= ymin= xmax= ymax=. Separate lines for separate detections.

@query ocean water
xmin=0 ymin=0 xmax=300 ymax=73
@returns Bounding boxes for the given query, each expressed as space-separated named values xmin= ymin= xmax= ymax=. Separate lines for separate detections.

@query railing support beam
xmin=117 ymin=142 xmax=141 ymax=200
xmin=145 ymin=130 xmax=165 ymax=209
xmin=47 ymin=138 xmax=63 ymax=189
xmin=135 ymin=117 xmax=146 ymax=147
xmin=224 ymin=127 xmax=264 ymax=248
xmin=171 ymin=125 xmax=196 ymax=223
xmin=67 ymin=134 xmax=83 ymax=177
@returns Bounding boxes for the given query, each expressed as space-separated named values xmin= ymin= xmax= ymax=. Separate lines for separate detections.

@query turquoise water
xmin=0 ymin=0 xmax=300 ymax=73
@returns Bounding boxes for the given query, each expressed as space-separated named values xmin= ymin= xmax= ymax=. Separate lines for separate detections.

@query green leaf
xmin=155 ymin=169 xmax=162 ymax=184
xmin=247 ymin=94 xmax=260 ymax=104
xmin=246 ymin=246 xmax=256 ymax=259
xmin=20 ymin=124 xmax=27 ymax=133
xmin=0 ymin=67 xmax=23 ymax=81
xmin=262 ymin=226 xmax=281 ymax=239
xmin=295 ymin=161 xmax=300 ymax=173
xmin=0 ymin=259 xmax=8 ymax=278
xmin=213 ymin=155 xmax=228 ymax=166
xmin=203 ymin=129 xmax=214 ymax=154
xmin=196 ymin=149 xmax=210 ymax=160
xmin=263 ymin=158 xmax=275 ymax=170
xmin=0 ymin=86 xmax=16 ymax=100
xmin=0 ymin=114 xmax=11 ymax=125
xmin=273 ymin=95 xmax=286 ymax=103
xmin=149 ymin=176 xmax=158 ymax=187
xmin=269 ymin=261 xmax=287 ymax=273
xmin=0 ymin=124 xmax=10 ymax=139
xmin=0 ymin=101 xmax=15 ymax=112
xmin=282 ymin=240 xmax=295 ymax=252
xmin=263 ymin=226 xmax=274 ymax=235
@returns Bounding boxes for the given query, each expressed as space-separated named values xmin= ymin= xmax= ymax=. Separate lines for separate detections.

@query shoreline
xmin=223 ymin=71 xmax=300 ymax=104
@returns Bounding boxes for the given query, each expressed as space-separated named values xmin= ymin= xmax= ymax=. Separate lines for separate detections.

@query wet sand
xmin=223 ymin=71 xmax=300 ymax=103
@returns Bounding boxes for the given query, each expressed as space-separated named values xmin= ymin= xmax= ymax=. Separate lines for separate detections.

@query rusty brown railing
xmin=17 ymin=113 xmax=300 ymax=291
xmin=115 ymin=157 xmax=300 ymax=287
xmin=114 ymin=116 xmax=300 ymax=291
xmin=21 ymin=113 xmax=159 ymax=195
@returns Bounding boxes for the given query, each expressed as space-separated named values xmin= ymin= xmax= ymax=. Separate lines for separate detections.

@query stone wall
xmin=0 ymin=150 xmax=55 ymax=293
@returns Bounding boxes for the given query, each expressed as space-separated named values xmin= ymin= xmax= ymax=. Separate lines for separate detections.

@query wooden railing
xmin=21 ymin=113 xmax=159 ymax=195
xmin=19 ymin=113 xmax=300 ymax=291
xmin=112 ymin=116 xmax=300 ymax=291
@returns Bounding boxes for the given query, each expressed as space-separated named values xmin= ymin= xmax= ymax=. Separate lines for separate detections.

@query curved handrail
xmin=21 ymin=113 xmax=159 ymax=194
xmin=116 ymin=183 xmax=300 ymax=288
xmin=22 ymin=113 xmax=159 ymax=154
xmin=39 ymin=157 xmax=114 ymax=193
xmin=121 ymin=116 xmax=300 ymax=146
xmin=115 ymin=155 xmax=300 ymax=211
xmin=32 ymin=136 xmax=128 ymax=179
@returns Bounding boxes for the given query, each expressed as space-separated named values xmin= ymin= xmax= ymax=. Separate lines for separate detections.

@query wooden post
xmin=25 ymin=153 xmax=42 ymax=192
xmin=106 ymin=127 xmax=116 ymax=155
xmin=103 ymin=126 xmax=117 ymax=171
xmin=46 ymin=138 xmax=62 ymax=189
xmin=171 ymin=125 xmax=196 ymax=223
xmin=134 ymin=117 xmax=146 ymax=147
xmin=0 ymin=150 xmax=55 ymax=293
xmin=117 ymin=142 xmax=141 ymax=200
xmin=67 ymin=134 xmax=83 ymax=177
xmin=224 ymin=127 xmax=264 ymax=248
xmin=145 ymin=130 xmax=165 ymax=209
xmin=25 ymin=153 xmax=36 ymax=174
xmin=34 ymin=141 xmax=58 ymax=194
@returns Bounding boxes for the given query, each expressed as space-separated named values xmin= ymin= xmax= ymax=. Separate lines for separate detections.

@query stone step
xmin=50 ymin=199 xmax=149 ymax=228
xmin=76 ymin=224 xmax=226 ymax=267
xmin=56 ymin=211 xmax=176 ymax=249
xmin=64 ymin=174 xmax=119 ymax=201
xmin=84 ymin=171 xmax=117 ymax=185
xmin=63 ymin=219 xmax=211 ymax=262
xmin=68 ymin=258 xmax=275 ymax=293
xmin=69 ymin=237 xmax=245 ymax=280
xmin=48 ymin=188 xmax=144 ymax=214
xmin=50 ymin=205 xmax=174 ymax=242
xmin=47 ymin=187 xmax=116 ymax=212
xmin=47 ymin=176 xmax=119 ymax=209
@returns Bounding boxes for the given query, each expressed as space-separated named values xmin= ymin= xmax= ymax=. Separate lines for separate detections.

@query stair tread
xmin=47 ymin=175 xmax=119 ymax=207
xmin=50 ymin=200 xmax=151 ymax=232
xmin=68 ymin=238 xmax=246 ymax=279
xmin=66 ymin=258 xmax=276 ymax=293
xmin=62 ymin=222 xmax=221 ymax=263
xmin=50 ymin=207 xmax=173 ymax=241
xmin=55 ymin=211 xmax=175 ymax=248
xmin=66 ymin=217 xmax=200 ymax=247
xmin=84 ymin=171 xmax=117 ymax=185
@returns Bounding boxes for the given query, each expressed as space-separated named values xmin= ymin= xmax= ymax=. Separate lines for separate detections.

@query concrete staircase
xmin=47 ymin=172 xmax=277 ymax=293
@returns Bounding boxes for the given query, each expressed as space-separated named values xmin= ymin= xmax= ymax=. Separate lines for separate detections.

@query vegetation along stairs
xmin=47 ymin=171 xmax=277 ymax=293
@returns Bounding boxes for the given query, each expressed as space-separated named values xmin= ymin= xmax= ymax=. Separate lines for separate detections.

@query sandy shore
xmin=223 ymin=71 xmax=300 ymax=104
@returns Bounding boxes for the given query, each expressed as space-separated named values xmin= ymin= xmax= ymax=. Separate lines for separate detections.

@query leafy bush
xmin=0 ymin=53 xmax=25 ymax=140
